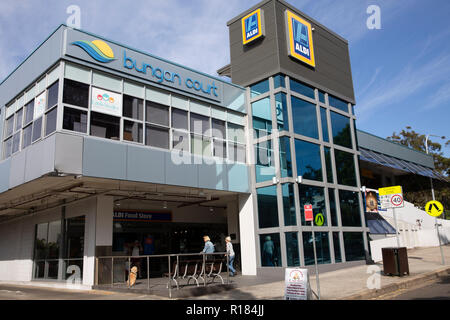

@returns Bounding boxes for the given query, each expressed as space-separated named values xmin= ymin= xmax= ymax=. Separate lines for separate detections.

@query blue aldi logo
xmin=242 ymin=9 xmax=264 ymax=45
xmin=285 ymin=10 xmax=316 ymax=67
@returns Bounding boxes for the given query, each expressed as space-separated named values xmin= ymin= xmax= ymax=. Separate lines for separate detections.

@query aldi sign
xmin=242 ymin=8 xmax=264 ymax=45
xmin=285 ymin=10 xmax=316 ymax=67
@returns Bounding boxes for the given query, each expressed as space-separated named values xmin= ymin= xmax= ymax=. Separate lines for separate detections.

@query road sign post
xmin=425 ymin=200 xmax=445 ymax=265
xmin=379 ymin=186 xmax=404 ymax=248
xmin=304 ymin=204 xmax=320 ymax=300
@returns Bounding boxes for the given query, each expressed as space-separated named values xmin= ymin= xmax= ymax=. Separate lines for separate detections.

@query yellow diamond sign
xmin=425 ymin=200 xmax=444 ymax=217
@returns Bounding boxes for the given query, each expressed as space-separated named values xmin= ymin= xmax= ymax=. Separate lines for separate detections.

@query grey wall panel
xmin=126 ymin=144 xmax=165 ymax=184
xmin=24 ymin=135 xmax=56 ymax=182
xmin=0 ymin=26 xmax=64 ymax=108
xmin=198 ymin=162 xmax=229 ymax=191
xmin=54 ymin=133 xmax=83 ymax=175
xmin=227 ymin=163 xmax=250 ymax=192
xmin=0 ymin=159 xmax=10 ymax=193
xmin=82 ymin=137 xmax=127 ymax=180
xmin=165 ymin=153 xmax=198 ymax=188
xmin=9 ymin=150 xmax=26 ymax=188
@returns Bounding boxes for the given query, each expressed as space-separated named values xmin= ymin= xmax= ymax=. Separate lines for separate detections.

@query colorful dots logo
xmin=71 ymin=39 xmax=115 ymax=63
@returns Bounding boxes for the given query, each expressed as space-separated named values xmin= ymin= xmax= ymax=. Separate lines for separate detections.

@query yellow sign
xmin=241 ymin=9 xmax=264 ymax=45
xmin=315 ymin=213 xmax=324 ymax=226
xmin=285 ymin=10 xmax=316 ymax=67
xmin=378 ymin=186 xmax=402 ymax=196
xmin=425 ymin=200 xmax=444 ymax=217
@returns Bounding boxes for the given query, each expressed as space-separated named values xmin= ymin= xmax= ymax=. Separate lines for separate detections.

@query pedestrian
xmin=225 ymin=236 xmax=236 ymax=276
xmin=262 ymin=235 xmax=275 ymax=266
xmin=201 ymin=235 xmax=215 ymax=261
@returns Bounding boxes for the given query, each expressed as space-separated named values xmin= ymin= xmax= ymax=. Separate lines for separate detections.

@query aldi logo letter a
xmin=246 ymin=14 xmax=258 ymax=39
xmin=242 ymin=9 xmax=264 ymax=45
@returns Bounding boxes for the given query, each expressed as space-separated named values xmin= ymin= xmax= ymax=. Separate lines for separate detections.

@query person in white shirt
xmin=225 ymin=236 xmax=236 ymax=276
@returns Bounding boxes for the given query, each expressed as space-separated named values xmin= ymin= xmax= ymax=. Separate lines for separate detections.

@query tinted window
xmin=290 ymin=78 xmax=315 ymax=99
xmin=5 ymin=116 xmax=14 ymax=137
xmin=63 ymin=79 xmax=89 ymax=108
xmin=146 ymin=125 xmax=169 ymax=149
xmin=275 ymin=92 xmax=289 ymax=131
xmin=63 ymin=107 xmax=87 ymax=133
xmin=299 ymin=184 xmax=327 ymax=226
xmin=228 ymin=142 xmax=246 ymax=163
xmin=329 ymin=95 xmax=349 ymax=112
xmin=279 ymin=136 xmax=292 ymax=178
xmin=260 ymin=233 xmax=281 ymax=267
xmin=331 ymin=111 xmax=352 ymax=149
xmin=172 ymin=130 xmax=189 ymax=151
xmin=90 ymin=111 xmax=120 ymax=140
xmin=291 ymin=96 xmax=318 ymax=139
xmin=285 ymin=232 xmax=300 ymax=267
xmin=295 ymin=139 xmax=322 ymax=181
xmin=171 ymin=108 xmax=188 ymax=130
xmin=334 ymin=150 xmax=357 ymax=186
xmin=343 ymin=232 xmax=365 ymax=261
xmin=282 ymin=183 xmax=296 ymax=226
xmin=47 ymin=81 xmax=59 ymax=110
xmin=15 ymin=109 xmax=23 ymax=131
xmin=32 ymin=117 xmax=42 ymax=142
xmin=333 ymin=232 xmax=342 ymax=262
xmin=257 ymin=185 xmax=279 ymax=228
xmin=339 ymin=190 xmax=362 ymax=227
xmin=45 ymin=107 xmax=57 ymax=136
xmin=22 ymin=125 xmax=32 ymax=149
xmin=123 ymin=120 xmax=143 ymax=143
xmin=274 ymin=74 xmax=285 ymax=89
xmin=146 ymin=101 xmax=169 ymax=126
xmin=190 ymin=113 xmax=209 ymax=135
xmin=303 ymin=232 xmax=330 ymax=265
xmin=324 ymin=146 xmax=333 ymax=183
xmin=251 ymin=79 xmax=269 ymax=98
xmin=329 ymin=188 xmax=338 ymax=226
xmin=255 ymin=140 xmax=275 ymax=183
xmin=320 ymin=107 xmax=329 ymax=142
xmin=212 ymin=119 xmax=226 ymax=139
xmin=123 ymin=95 xmax=143 ymax=120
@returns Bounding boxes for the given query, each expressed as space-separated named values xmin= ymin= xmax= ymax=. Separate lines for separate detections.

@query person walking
xmin=201 ymin=235 xmax=215 ymax=261
xmin=225 ymin=236 xmax=236 ymax=276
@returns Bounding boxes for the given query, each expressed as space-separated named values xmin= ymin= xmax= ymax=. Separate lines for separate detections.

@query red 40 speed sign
xmin=378 ymin=186 xmax=404 ymax=209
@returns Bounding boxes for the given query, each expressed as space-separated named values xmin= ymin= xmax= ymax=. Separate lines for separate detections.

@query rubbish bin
xmin=381 ymin=247 xmax=409 ymax=276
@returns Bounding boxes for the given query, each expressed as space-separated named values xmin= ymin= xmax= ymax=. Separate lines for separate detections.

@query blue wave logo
xmin=71 ymin=39 xmax=115 ymax=63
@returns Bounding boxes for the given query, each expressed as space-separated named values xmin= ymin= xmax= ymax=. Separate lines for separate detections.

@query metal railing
xmin=95 ymin=252 xmax=231 ymax=298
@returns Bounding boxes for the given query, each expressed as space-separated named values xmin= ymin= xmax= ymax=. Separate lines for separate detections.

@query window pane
xmin=331 ymin=111 xmax=352 ymax=148
xmin=252 ymin=97 xmax=271 ymax=138
xmin=255 ymin=140 xmax=275 ymax=183
xmin=146 ymin=101 xmax=169 ymax=126
xmin=5 ymin=116 xmax=14 ymax=137
xmin=213 ymin=139 xmax=226 ymax=158
xmin=334 ymin=150 xmax=357 ymax=186
xmin=45 ymin=108 xmax=57 ymax=136
xmin=295 ymin=139 xmax=322 ymax=181
xmin=22 ymin=125 xmax=32 ymax=149
xmin=25 ymin=100 xmax=34 ymax=125
xmin=329 ymin=188 xmax=338 ymax=226
xmin=90 ymin=111 xmax=120 ymax=140
xmin=32 ymin=117 xmax=42 ymax=142
xmin=274 ymin=74 xmax=285 ymax=89
xmin=275 ymin=92 xmax=289 ymax=131
xmin=329 ymin=95 xmax=349 ymax=112
xmin=190 ymin=113 xmax=209 ymax=135
xmin=290 ymin=78 xmax=315 ymax=100
xmin=63 ymin=107 xmax=87 ymax=133
xmin=320 ymin=107 xmax=329 ymax=142
xmin=123 ymin=120 xmax=143 ymax=143
xmin=324 ymin=146 xmax=333 ymax=183
xmin=146 ymin=125 xmax=169 ymax=149
xmin=190 ymin=134 xmax=211 ymax=156
xmin=279 ymin=136 xmax=292 ymax=178
xmin=319 ymin=90 xmax=325 ymax=103
xmin=227 ymin=123 xmax=245 ymax=144
xmin=15 ymin=109 xmax=23 ymax=131
xmin=302 ymin=232 xmax=330 ymax=265
xmin=3 ymin=138 xmax=12 ymax=158
xmin=227 ymin=142 xmax=246 ymax=163
xmin=282 ymin=183 xmax=296 ymax=226
xmin=47 ymin=80 xmax=59 ymax=110
xmin=285 ymin=232 xmax=300 ymax=267
xmin=343 ymin=232 xmax=365 ymax=261
xmin=123 ymin=95 xmax=143 ymax=120
xmin=333 ymin=232 xmax=342 ymax=263
xmin=12 ymin=132 xmax=20 ymax=154
xmin=291 ymin=96 xmax=318 ymax=139
xmin=63 ymin=79 xmax=89 ymax=108
xmin=171 ymin=108 xmax=188 ymax=130
xmin=212 ymin=119 xmax=226 ymax=139
xmin=172 ymin=130 xmax=189 ymax=151
xmin=339 ymin=190 xmax=362 ymax=227
xmin=299 ymin=184 xmax=327 ymax=226
xmin=250 ymin=79 xmax=269 ymax=98
xmin=260 ymin=233 xmax=281 ymax=267
xmin=257 ymin=185 xmax=279 ymax=229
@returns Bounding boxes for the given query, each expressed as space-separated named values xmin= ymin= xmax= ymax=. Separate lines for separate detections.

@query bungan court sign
xmin=285 ymin=10 xmax=316 ymax=68
xmin=241 ymin=8 xmax=265 ymax=45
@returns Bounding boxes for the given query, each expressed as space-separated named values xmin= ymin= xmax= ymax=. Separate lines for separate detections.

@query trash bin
xmin=381 ymin=247 xmax=409 ymax=277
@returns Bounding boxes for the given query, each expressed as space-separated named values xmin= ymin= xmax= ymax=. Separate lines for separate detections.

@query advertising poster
xmin=365 ymin=190 xmax=379 ymax=213
xmin=91 ymin=87 xmax=122 ymax=117
xmin=284 ymin=268 xmax=310 ymax=300
xmin=34 ymin=91 xmax=46 ymax=119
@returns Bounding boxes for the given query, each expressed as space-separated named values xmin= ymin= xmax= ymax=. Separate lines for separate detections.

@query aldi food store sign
xmin=285 ymin=10 xmax=315 ymax=68
xmin=241 ymin=8 xmax=264 ymax=45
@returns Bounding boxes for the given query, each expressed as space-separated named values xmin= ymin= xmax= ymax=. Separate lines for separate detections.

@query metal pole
xmin=226 ymin=253 xmax=230 ymax=285
xmin=392 ymin=207 xmax=401 ymax=248
xmin=311 ymin=221 xmax=321 ymax=300
xmin=168 ymin=255 xmax=172 ymax=299
xmin=147 ymin=256 xmax=150 ymax=291
xmin=128 ymin=257 xmax=130 ymax=289
xmin=111 ymin=257 xmax=114 ymax=288
xmin=203 ymin=254 xmax=206 ymax=287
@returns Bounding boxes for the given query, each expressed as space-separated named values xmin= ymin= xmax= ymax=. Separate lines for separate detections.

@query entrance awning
xmin=359 ymin=148 xmax=447 ymax=182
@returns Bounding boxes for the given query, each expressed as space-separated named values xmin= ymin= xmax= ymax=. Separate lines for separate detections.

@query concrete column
xmin=95 ymin=195 xmax=114 ymax=252
xmin=238 ymin=193 xmax=257 ymax=276
xmin=226 ymin=196 xmax=240 ymax=243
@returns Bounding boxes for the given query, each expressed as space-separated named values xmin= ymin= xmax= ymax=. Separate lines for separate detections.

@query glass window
xmin=24 ymin=100 xmax=34 ymax=125
xmin=227 ymin=123 xmax=245 ymax=144
xmin=318 ymin=91 xmax=325 ymax=103
xmin=291 ymin=96 xmax=318 ymax=139
xmin=279 ymin=136 xmax=292 ymax=178
xmin=15 ymin=109 xmax=23 ymax=131
xmin=343 ymin=232 xmax=365 ymax=261
xmin=12 ymin=132 xmax=20 ymax=154
xmin=289 ymin=78 xmax=315 ymax=100
xmin=251 ymin=79 xmax=269 ymax=98
xmin=339 ymin=190 xmax=362 ymax=227
xmin=295 ymin=139 xmax=322 ymax=181
xmin=324 ymin=146 xmax=333 ymax=183
xmin=90 ymin=111 xmax=120 ymax=140
xmin=274 ymin=74 xmax=285 ymax=89
xmin=255 ymin=140 xmax=275 ymax=183
xmin=329 ymin=95 xmax=349 ymax=112
xmin=320 ymin=107 xmax=329 ymax=142
xmin=275 ymin=92 xmax=289 ymax=131
xmin=334 ymin=150 xmax=357 ymax=186
xmin=213 ymin=139 xmax=226 ymax=158
xmin=123 ymin=120 xmax=143 ymax=143
xmin=252 ymin=97 xmax=271 ymax=138
xmin=282 ymin=183 xmax=296 ymax=226
xmin=172 ymin=130 xmax=189 ymax=151
xmin=212 ymin=119 xmax=226 ymax=139
xmin=3 ymin=138 xmax=12 ymax=158
xmin=146 ymin=101 xmax=169 ymax=126
xmin=5 ymin=116 xmax=14 ymax=137
xmin=45 ymin=108 xmax=57 ymax=136
xmin=333 ymin=232 xmax=342 ymax=263
xmin=190 ymin=113 xmax=209 ymax=136
xmin=22 ymin=125 xmax=32 ymax=149
xmin=47 ymin=80 xmax=59 ymax=110
xmin=227 ymin=142 xmax=246 ymax=163
xmin=32 ymin=117 xmax=42 ymax=142
xmin=63 ymin=79 xmax=89 ymax=108
xmin=123 ymin=95 xmax=143 ymax=120
xmin=329 ymin=188 xmax=338 ymax=226
xmin=63 ymin=107 xmax=87 ymax=133
xmin=171 ymin=108 xmax=188 ymax=130
xmin=190 ymin=134 xmax=211 ymax=156
xmin=260 ymin=233 xmax=281 ymax=267
xmin=299 ymin=184 xmax=327 ymax=226
xmin=257 ymin=185 xmax=279 ymax=228
xmin=331 ymin=111 xmax=352 ymax=149
xmin=285 ymin=232 xmax=300 ymax=267
xmin=302 ymin=232 xmax=331 ymax=265
xmin=146 ymin=125 xmax=169 ymax=149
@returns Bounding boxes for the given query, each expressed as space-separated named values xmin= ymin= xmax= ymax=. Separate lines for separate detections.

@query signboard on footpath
xmin=378 ymin=185 xmax=404 ymax=210
xmin=284 ymin=268 xmax=311 ymax=300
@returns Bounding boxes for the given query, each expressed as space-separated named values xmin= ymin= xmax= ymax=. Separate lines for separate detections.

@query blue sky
xmin=1 ymin=0 xmax=449 ymax=156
